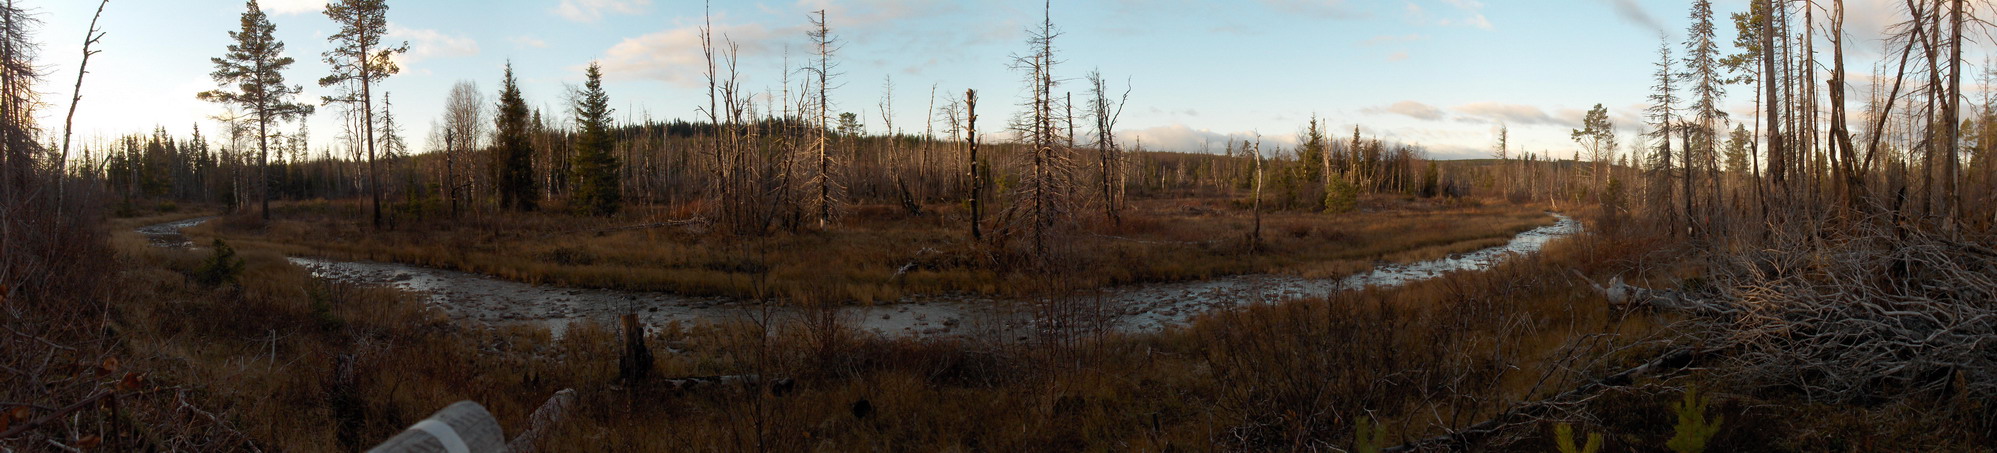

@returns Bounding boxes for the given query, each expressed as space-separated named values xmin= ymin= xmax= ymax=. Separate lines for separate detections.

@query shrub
xmin=1555 ymin=423 xmax=1602 ymax=453
xmin=1667 ymin=387 xmax=1722 ymax=453
xmin=194 ymin=239 xmax=246 ymax=287
xmin=1354 ymin=416 xmax=1387 ymax=453
xmin=1324 ymin=177 xmax=1358 ymax=214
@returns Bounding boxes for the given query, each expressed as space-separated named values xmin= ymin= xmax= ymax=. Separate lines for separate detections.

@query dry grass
xmin=186 ymin=196 xmax=1556 ymax=303
xmin=79 ymin=205 xmax=1993 ymax=451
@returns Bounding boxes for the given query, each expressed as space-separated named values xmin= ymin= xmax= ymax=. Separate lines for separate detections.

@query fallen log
xmin=661 ymin=374 xmax=796 ymax=395
xmin=505 ymin=389 xmax=576 ymax=453
xmin=1384 ymin=346 xmax=1720 ymax=452
xmin=1571 ymin=270 xmax=1700 ymax=312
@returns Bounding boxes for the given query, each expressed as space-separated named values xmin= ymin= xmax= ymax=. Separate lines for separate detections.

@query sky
xmin=15 ymin=0 xmax=1970 ymax=161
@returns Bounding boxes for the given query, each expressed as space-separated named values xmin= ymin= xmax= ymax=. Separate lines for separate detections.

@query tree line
xmin=56 ymin=0 xmax=1464 ymax=259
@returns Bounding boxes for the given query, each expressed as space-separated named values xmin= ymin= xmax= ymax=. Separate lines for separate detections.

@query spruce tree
xmin=495 ymin=63 xmax=538 ymax=211
xmin=198 ymin=0 xmax=314 ymax=221
xmin=570 ymin=63 xmax=619 ymax=216
xmin=1683 ymin=0 xmax=1726 ymax=236
xmin=1646 ymin=39 xmax=1680 ymax=234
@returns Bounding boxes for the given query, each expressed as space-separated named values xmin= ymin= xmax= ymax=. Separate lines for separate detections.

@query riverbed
xmin=139 ymin=214 xmax=1580 ymax=338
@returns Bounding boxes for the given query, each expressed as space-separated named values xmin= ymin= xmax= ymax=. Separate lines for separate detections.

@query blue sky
xmin=21 ymin=0 xmax=1939 ymax=160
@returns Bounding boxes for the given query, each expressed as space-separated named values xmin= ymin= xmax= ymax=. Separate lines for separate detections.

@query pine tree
xmin=1683 ymin=0 xmax=1727 ymax=236
xmin=570 ymin=62 xmax=620 ymax=216
xmin=320 ymin=0 xmax=407 ymax=229
xmin=1572 ymin=104 xmax=1617 ymax=192
xmin=1646 ymin=39 xmax=1681 ymax=234
xmin=495 ymin=64 xmax=537 ymax=211
xmin=198 ymin=0 xmax=314 ymax=221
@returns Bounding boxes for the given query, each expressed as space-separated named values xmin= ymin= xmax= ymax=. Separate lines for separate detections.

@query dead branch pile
xmin=1688 ymin=222 xmax=1997 ymax=404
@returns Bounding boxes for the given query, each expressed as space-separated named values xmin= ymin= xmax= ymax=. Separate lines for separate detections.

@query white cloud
xmin=598 ymin=21 xmax=795 ymax=87
xmin=1437 ymin=0 xmax=1493 ymax=30
xmin=387 ymin=24 xmax=479 ymax=68
xmin=1449 ymin=14 xmax=1494 ymax=30
xmin=1403 ymin=0 xmax=1493 ymax=30
xmin=555 ymin=0 xmax=652 ymax=23
xmin=1368 ymin=101 xmax=1445 ymax=120
xmin=1259 ymin=0 xmax=1366 ymax=19
xmin=1453 ymin=102 xmax=1574 ymax=127
xmin=510 ymin=35 xmax=550 ymax=49
xmin=1116 ymin=124 xmax=1294 ymax=154
xmin=1386 ymin=51 xmax=1410 ymax=61
xmin=1362 ymin=33 xmax=1425 ymax=46
xmin=261 ymin=0 xmax=326 ymax=16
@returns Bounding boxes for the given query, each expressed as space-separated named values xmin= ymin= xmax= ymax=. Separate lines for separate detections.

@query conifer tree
xmin=1646 ymin=39 xmax=1681 ymax=234
xmin=1572 ymin=104 xmax=1617 ymax=192
xmin=494 ymin=64 xmax=537 ymax=211
xmin=198 ymin=0 xmax=314 ymax=221
xmin=320 ymin=0 xmax=407 ymax=229
xmin=1683 ymin=0 xmax=1726 ymax=235
xmin=570 ymin=62 xmax=620 ymax=216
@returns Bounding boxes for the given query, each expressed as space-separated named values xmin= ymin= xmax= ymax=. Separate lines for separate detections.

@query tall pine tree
xmin=320 ymin=0 xmax=406 ymax=229
xmin=495 ymin=63 xmax=537 ymax=211
xmin=198 ymin=0 xmax=314 ymax=221
xmin=570 ymin=62 xmax=619 ymax=216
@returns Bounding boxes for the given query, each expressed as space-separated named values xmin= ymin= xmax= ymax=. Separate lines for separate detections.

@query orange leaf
xmin=117 ymin=373 xmax=144 ymax=392
xmin=97 ymin=357 xmax=119 ymax=376
xmin=75 ymin=434 xmax=102 ymax=448
xmin=8 ymin=406 xmax=29 ymax=421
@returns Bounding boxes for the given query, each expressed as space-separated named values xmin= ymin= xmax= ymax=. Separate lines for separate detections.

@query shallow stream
xmin=138 ymin=214 xmax=1580 ymax=338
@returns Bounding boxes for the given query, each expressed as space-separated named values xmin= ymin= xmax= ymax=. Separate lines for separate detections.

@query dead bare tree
xmin=1249 ymin=138 xmax=1264 ymax=251
xmin=1943 ymin=0 xmax=1964 ymax=227
xmin=1008 ymin=0 xmax=1075 ymax=259
xmin=440 ymin=80 xmax=485 ymax=217
xmin=55 ymin=0 xmax=107 ymax=213
xmin=805 ymin=9 xmax=843 ymax=228
xmin=1085 ymin=70 xmax=1129 ymax=227
xmin=1762 ymin=0 xmax=1788 ymax=194
xmin=965 ymin=89 xmax=982 ymax=241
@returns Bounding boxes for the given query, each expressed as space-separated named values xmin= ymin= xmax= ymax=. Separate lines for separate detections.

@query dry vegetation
xmin=184 ymin=195 xmax=1554 ymax=302
xmin=11 ymin=0 xmax=1997 ymax=450
xmin=78 ymin=204 xmax=1643 ymax=451
xmin=60 ymin=204 xmax=1981 ymax=451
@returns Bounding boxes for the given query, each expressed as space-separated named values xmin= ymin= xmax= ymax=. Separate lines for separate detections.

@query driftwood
xmin=505 ymin=389 xmax=576 ymax=453
xmin=1384 ymin=347 xmax=1718 ymax=452
xmin=890 ymin=248 xmax=942 ymax=281
xmin=1571 ymin=269 xmax=1700 ymax=311
xmin=661 ymin=374 xmax=796 ymax=395
xmin=1682 ymin=224 xmax=1997 ymax=404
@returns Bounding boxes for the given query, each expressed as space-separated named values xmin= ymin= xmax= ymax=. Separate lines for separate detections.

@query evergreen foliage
xmin=495 ymin=64 xmax=538 ymax=211
xmin=570 ymin=63 xmax=620 ymax=216
xmin=195 ymin=239 xmax=245 ymax=287
xmin=196 ymin=0 xmax=313 ymax=221
xmin=1667 ymin=387 xmax=1724 ymax=453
